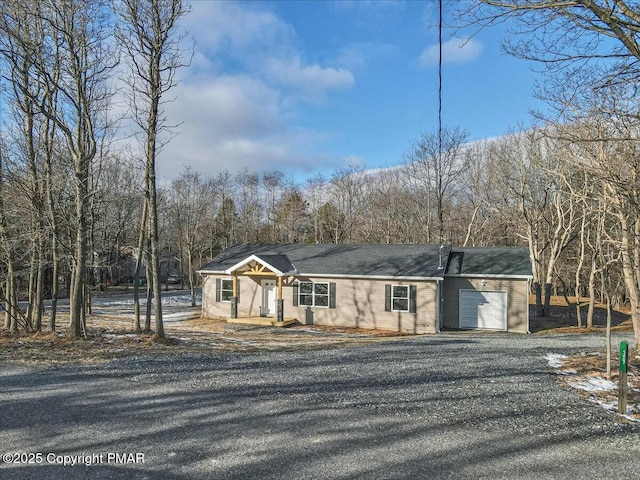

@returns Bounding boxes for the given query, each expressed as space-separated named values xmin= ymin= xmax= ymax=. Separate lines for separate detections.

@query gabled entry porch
xmin=223 ymin=254 xmax=298 ymax=324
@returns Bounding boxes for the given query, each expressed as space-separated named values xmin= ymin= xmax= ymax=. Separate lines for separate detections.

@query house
xmin=197 ymin=243 xmax=532 ymax=334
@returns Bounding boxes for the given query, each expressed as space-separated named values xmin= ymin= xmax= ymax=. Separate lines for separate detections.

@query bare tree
xmin=407 ymin=127 xmax=470 ymax=243
xmin=169 ymin=167 xmax=212 ymax=306
xmin=274 ymin=186 xmax=310 ymax=243
xmin=263 ymin=171 xmax=285 ymax=242
xmin=305 ymin=174 xmax=326 ymax=243
xmin=212 ymin=171 xmax=236 ymax=250
xmin=0 ymin=133 xmax=20 ymax=332
xmin=235 ymin=170 xmax=261 ymax=243
xmin=329 ymin=166 xmax=368 ymax=243
xmin=561 ymin=117 xmax=640 ymax=350
xmin=459 ymin=1 xmax=640 ymax=348
xmin=486 ymin=129 xmax=577 ymax=316
xmin=1 ymin=0 xmax=117 ymax=338
xmin=117 ymin=0 xmax=190 ymax=340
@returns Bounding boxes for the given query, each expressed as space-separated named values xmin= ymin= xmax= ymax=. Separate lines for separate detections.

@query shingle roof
xmin=198 ymin=243 xmax=451 ymax=279
xmin=445 ymin=247 xmax=532 ymax=277
xmin=252 ymin=254 xmax=297 ymax=274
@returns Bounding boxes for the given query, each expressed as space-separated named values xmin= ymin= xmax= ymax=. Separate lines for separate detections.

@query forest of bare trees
xmin=0 ymin=0 xmax=639 ymax=349
xmin=0 ymin=0 xmax=189 ymax=339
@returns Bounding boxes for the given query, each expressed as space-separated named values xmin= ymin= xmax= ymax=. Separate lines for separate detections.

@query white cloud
xmin=343 ymin=155 xmax=366 ymax=168
xmin=263 ymin=57 xmax=355 ymax=102
xmin=184 ymin=1 xmax=296 ymax=64
xmin=335 ymin=42 xmax=396 ymax=71
xmin=156 ymin=74 xmax=341 ymax=180
xmin=418 ymin=37 xmax=483 ymax=67
xmin=150 ymin=1 xmax=356 ymax=180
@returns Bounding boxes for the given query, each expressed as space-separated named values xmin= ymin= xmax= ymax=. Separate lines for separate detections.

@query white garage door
xmin=459 ymin=290 xmax=507 ymax=330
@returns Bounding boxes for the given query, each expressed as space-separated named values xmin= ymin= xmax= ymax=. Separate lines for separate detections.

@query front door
xmin=261 ymin=280 xmax=277 ymax=317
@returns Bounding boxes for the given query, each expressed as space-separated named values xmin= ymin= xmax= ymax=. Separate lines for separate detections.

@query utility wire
xmin=438 ymin=0 xmax=443 ymax=164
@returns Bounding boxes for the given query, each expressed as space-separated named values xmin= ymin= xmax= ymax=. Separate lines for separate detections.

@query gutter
xmin=197 ymin=270 xmax=444 ymax=282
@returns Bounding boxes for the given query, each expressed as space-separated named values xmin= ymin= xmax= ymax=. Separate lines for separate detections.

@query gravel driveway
xmin=1 ymin=332 xmax=639 ymax=479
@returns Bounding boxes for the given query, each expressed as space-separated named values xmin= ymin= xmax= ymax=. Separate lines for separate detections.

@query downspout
xmin=437 ymin=279 xmax=443 ymax=332
xmin=527 ymin=277 xmax=531 ymax=333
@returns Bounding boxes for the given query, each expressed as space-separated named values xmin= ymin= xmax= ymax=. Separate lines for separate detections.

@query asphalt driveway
xmin=1 ymin=333 xmax=639 ymax=479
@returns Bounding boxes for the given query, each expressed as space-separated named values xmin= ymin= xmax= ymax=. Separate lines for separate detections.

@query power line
xmin=438 ymin=0 xmax=443 ymax=163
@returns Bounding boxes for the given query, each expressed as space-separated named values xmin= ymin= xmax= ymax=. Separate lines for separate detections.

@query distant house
xmin=197 ymin=243 xmax=532 ymax=334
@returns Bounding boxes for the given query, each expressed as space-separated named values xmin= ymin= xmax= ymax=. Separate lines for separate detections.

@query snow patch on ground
xmin=544 ymin=353 xmax=568 ymax=368
xmin=95 ymin=292 xmax=201 ymax=308
xmin=559 ymin=368 xmax=578 ymax=375
xmin=545 ymin=351 xmax=640 ymax=422
xmin=568 ymin=377 xmax=617 ymax=393
xmin=163 ymin=311 xmax=200 ymax=323
xmin=221 ymin=337 xmax=261 ymax=347
xmin=593 ymin=398 xmax=640 ymax=422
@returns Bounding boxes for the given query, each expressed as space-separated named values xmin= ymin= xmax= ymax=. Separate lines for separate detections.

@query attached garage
xmin=459 ymin=290 xmax=507 ymax=330
xmin=442 ymin=247 xmax=532 ymax=333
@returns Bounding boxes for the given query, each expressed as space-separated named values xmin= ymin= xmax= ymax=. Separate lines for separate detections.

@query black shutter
xmin=385 ymin=284 xmax=391 ymax=312
xmin=236 ymin=278 xmax=240 ymax=302
xmin=329 ymin=283 xmax=336 ymax=309
xmin=215 ymin=278 xmax=221 ymax=302
xmin=293 ymin=283 xmax=299 ymax=306
xmin=409 ymin=285 xmax=417 ymax=313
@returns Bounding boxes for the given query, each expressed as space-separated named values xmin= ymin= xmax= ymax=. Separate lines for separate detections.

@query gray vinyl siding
xmin=442 ymin=277 xmax=529 ymax=333
xmin=202 ymin=274 xmax=439 ymax=334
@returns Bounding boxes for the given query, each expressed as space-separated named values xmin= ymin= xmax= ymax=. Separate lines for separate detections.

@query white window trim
xmin=220 ymin=278 xmax=234 ymax=303
xmin=298 ymin=281 xmax=330 ymax=308
xmin=391 ymin=284 xmax=410 ymax=312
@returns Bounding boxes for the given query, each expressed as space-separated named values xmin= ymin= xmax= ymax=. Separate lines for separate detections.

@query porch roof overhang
xmin=224 ymin=254 xmax=297 ymax=277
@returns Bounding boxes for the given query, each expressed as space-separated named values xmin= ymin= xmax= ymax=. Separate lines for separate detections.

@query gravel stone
xmin=1 ymin=332 xmax=639 ymax=479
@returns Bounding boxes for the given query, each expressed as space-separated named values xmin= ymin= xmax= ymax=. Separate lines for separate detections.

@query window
xmin=392 ymin=285 xmax=409 ymax=312
xmin=215 ymin=278 xmax=236 ymax=302
xmin=299 ymin=281 xmax=314 ymax=306
xmin=294 ymin=281 xmax=335 ymax=308
xmin=385 ymin=284 xmax=417 ymax=313
xmin=220 ymin=280 xmax=233 ymax=301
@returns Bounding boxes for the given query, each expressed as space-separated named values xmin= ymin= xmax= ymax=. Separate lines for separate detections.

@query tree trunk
xmin=606 ymin=292 xmax=612 ymax=380
xmin=586 ymin=252 xmax=597 ymax=328
xmin=49 ymin=251 xmax=59 ymax=332
xmin=69 ymin=158 xmax=89 ymax=338
xmin=33 ymin=245 xmax=45 ymax=331
xmin=544 ymin=283 xmax=552 ymax=318
xmin=618 ymin=214 xmax=640 ymax=351
xmin=45 ymin=155 xmax=60 ymax=332
xmin=7 ymin=272 xmax=18 ymax=333
xmin=188 ymin=243 xmax=195 ymax=307
xmin=534 ymin=282 xmax=543 ymax=317
xmin=144 ymin=239 xmax=152 ymax=333
xmin=3 ymin=281 xmax=9 ymax=329
xmin=133 ymin=199 xmax=148 ymax=333
xmin=147 ymin=103 xmax=164 ymax=339
xmin=145 ymin=258 xmax=153 ymax=334
xmin=575 ymin=213 xmax=587 ymax=328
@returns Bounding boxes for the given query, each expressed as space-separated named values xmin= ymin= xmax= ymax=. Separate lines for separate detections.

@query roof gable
xmin=224 ymin=254 xmax=297 ymax=276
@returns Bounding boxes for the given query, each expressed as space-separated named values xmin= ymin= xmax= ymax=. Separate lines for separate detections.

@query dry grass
xmin=529 ymin=295 xmax=634 ymax=334
xmin=555 ymin=352 xmax=640 ymax=422
xmin=0 ymin=313 xmax=407 ymax=366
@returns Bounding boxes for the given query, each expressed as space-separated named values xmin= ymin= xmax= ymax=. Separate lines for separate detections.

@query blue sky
xmin=160 ymin=0 xmax=545 ymax=182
